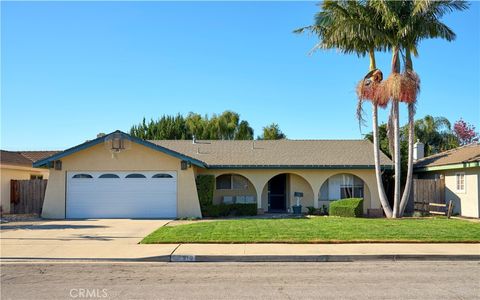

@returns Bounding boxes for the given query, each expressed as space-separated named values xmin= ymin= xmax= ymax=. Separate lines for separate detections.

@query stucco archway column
xmin=310 ymin=181 xmax=326 ymax=209
xmin=245 ymin=173 xmax=273 ymax=212
xmin=256 ymin=188 xmax=263 ymax=209
xmin=312 ymin=190 xmax=319 ymax=209
xmin=252 ymin=180 xmax=269 ymax=210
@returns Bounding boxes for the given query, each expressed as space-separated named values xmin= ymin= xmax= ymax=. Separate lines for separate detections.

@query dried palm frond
xmin=374 ymin=82 xmax=390 ymax=108
xmin=356 ymin=97 xmax=366 ymax=129
xmin=356 ymin=79 xmax=389 ymax=108
xmin=384 ymin=71 xmax=420 ymax=104
xmin=356 ymin=79 xmax=376 ymax=100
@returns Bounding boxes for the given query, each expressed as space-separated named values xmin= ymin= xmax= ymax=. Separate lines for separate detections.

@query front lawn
xmin=141 ymin=217 xmax=480 ymax=244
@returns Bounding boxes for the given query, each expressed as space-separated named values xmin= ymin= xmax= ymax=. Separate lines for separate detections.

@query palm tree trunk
xmin=399 ymin=103 xmax=415 ymax=215
xmin=373 ymin=103 xmax=393 ymax=218
xmin=399 ymin=50 xmax=415 ymax=216
xmin=369 ymin=48 xmax=376 ymax=71
xmin=369 ymin=48 xmax=393 ymax=218
xmin=391 ymin=46 xmax=401 ymax=218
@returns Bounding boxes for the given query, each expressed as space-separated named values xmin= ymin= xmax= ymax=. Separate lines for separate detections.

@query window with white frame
xmin=456 ymin=173 xmax=465 ymax=192
xmin=318 ymin=174 xmax=365 ymax=201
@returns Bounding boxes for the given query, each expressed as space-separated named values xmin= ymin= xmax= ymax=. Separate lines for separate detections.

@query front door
xmin=268 ymin=174 xmax=287 ymax=212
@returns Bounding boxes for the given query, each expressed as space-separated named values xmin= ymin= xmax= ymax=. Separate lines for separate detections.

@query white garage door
xmin=66 ymin=171 xmax=177 ymax=218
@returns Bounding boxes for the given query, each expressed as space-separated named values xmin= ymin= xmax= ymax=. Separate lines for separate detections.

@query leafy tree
xmin=216 ymin=111 xmax=240 ymax=140
xmin=235 ymin=121 xmax=254 ymax=140
xmin=130 ymin=111 xmax=256 ymax=140
xmin=258 ymin=123 xmax=286 ymax=140
xmin=185 ymin=112 xmax=207 ymax=139
xmin=414 ymin=115 xmax=459 ymax=155
xmin=366 ymin=115 xmax=460 ymax=166
xmin=454 ymin=119 xmax=479 ymax=145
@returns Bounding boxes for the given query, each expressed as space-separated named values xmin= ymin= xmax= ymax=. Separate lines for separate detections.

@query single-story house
xmin=34 ymin=131 xmax=392 ymax=219
xmin=1 ymin=150 xmax=58 ymax=213
xmin=413 ymin=142 xmax=480 ymax=218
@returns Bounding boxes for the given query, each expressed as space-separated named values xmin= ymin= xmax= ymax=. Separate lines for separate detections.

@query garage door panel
xmin=66 ymin=171 xmax=177 ymax=218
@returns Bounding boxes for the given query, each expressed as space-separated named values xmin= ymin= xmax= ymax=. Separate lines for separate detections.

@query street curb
xmin=170 ymin=254 xmax=480 ymax=262
xmin=0 ymin=255 xmax=171 ymax=263
xmin=2 ymin=254 xmax=479 ymax=263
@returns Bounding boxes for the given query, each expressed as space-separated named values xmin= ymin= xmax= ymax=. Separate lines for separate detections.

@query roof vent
xmin=192 ymin=135 xmax=196 ymax=144
xmin=97 ymin=133 xmax=106 ymax=138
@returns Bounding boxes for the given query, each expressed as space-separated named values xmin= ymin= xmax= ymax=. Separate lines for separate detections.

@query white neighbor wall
xmin=443 ymin=168 xmax=480 ymax=218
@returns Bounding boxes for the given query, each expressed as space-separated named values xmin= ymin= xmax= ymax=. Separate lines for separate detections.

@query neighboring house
xmin=1 ymin=150 xmax=58 ymax=213
xmin=34 ymin=131 xmax=392 ymax=219
xmin=413 ymin=142 xmax=480 ymax=218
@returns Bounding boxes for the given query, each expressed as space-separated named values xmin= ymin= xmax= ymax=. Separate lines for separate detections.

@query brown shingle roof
xmin=0 ymin=151 xmax=33 ymax=166
xmin=0 ymin=150 xmax=60 ymax=167
xmin=414 ymin=143 xmax=480 ymax=169
xmin=19 ymin=151 xmax=60 ymax=163
xmin=151 ymin=139 xmax=392 ymax=168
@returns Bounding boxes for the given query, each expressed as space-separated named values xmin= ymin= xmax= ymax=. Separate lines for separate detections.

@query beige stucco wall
xmin=196 ymin=168 xmax=380 ymax=214
xmin=443 ymin=167 xmax=479 ymax=218
xmin=41 ymin=142 xmax=201 ymax=219
xmin=1 ymin=165 xmax=49 ymax=213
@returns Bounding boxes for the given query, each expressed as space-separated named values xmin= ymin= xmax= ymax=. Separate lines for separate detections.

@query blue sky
xmin=1 ymin=1 xmax=479 ymax=150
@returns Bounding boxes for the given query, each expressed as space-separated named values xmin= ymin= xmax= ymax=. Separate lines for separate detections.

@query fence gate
xmin=10 ymin=179 xmax=48 ymax=214
xmin=413 ymin=178 xmax=445 ymax=214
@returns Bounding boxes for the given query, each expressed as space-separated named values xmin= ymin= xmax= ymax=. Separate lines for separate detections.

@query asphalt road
xmin=1 ymin=261 xmax=479 ymax=299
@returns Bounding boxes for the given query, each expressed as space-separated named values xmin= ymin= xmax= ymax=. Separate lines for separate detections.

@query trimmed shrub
xmin=322 ymin=204 xmax=329 ymax=216
xmin=202 ymin=203 xmax=257 ymax=218
xmin=329 ymin=198 xmax=364 ymax=217
xmin=202 ymin=204 xmax=230 ymax=217
xmin=230 ymin=203 xmax=257 ymax=216
xmin=196 ymin=175 xmax=215 ymax=210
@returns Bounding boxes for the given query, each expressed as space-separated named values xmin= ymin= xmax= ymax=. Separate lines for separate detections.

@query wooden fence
xmin=413 ymin=178 xmax=445 ymax=214
xmin=10 ymin=179 xmax=48 ymax=214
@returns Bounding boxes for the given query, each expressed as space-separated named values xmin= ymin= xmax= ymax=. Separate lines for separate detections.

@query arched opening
xmin=261 ymin=173 xmax=314 ymax=213
xmin=318 ymin=173 xmax=371 ymax=213
xmin=213 ymin=174 xmax=257 ymax=205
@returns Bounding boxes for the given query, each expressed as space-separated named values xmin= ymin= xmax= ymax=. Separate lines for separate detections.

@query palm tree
xmin=372 ymin=0 xmax=468 ymax=216
xmin=297 ymin=0 xmax=468 ymax=217
xmin=295 ymin=0 xmax=393 ymax=217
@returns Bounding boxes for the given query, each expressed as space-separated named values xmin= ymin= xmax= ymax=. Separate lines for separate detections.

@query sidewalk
xmin=2 ymin=243 xmax=479 ymax=262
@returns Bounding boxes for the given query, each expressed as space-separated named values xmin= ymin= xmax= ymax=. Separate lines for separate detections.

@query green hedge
xmin=203 ymin=204 xmax=257 ymax=218
xmin=329 ymin=198 xmax=364 ymax=217
xmin=196 ymin=175 xmax=215 ymax=210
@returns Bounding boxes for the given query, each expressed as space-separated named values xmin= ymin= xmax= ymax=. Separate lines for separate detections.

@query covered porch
xmin=195 ymin=168 xmax=378 ymax=214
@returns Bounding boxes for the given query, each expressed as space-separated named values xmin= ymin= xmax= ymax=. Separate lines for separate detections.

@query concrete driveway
xmin=0 ymin=219 xmax=177 ymax=261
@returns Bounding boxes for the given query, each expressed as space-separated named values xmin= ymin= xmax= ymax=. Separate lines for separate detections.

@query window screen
xmin=216 ymin=175 xmax=232 ymax=189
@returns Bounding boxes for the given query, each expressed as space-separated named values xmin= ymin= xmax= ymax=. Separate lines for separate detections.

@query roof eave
xmin=207 ymin=164 xmax=393 ymax=170
xmin=414 ymin=161 xmax=480 ymax=172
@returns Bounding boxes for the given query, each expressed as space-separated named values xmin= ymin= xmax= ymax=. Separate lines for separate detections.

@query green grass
xmin=141 ymin=217 xmax=480 ymax=244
